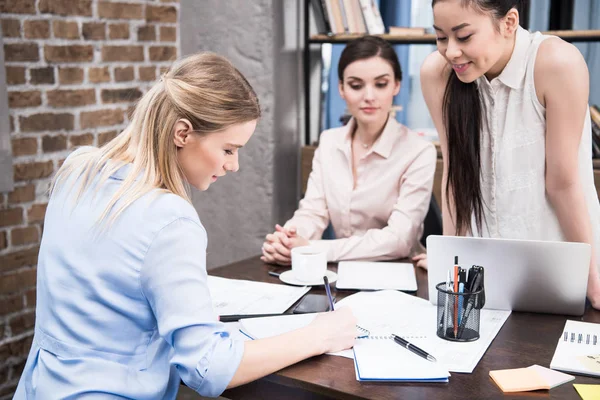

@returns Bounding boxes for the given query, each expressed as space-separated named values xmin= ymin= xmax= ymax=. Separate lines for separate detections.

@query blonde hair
xmin=51 ymin=52 xmax=261 ymax=226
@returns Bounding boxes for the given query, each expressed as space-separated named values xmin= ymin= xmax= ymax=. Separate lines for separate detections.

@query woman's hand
xmin=412 ymin=253 xmax=428 ymax=270
xmin=308 ymin=307 xmax=357 ymax=354
xmin=587 ymin=273 xmax=600 ymax=310
xmin=260 ymin=225 xmax=309 ymax=265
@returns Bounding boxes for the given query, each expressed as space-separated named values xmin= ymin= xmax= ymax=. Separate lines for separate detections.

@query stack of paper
xmin=489 ymin=365 xmax=574 ymax=392
xmin=336 ymin=262 xmax=417 ymax=291
xmin=207 ymin=275 xmax=309 ymax=316
xmin=550 ymin=320 xmax=600 ymax=377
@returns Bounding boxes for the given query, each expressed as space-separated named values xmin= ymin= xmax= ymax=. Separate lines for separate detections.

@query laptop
xmin=426 ymin=236 xmax=591 ymax=316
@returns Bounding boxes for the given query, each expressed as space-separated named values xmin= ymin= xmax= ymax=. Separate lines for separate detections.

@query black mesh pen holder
xmin=436 ymin=282 xmax=484 ymax=342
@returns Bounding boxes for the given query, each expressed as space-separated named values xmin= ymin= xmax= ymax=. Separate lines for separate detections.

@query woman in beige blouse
xmin=261 ymin=36 xmax=437 ymax=264
xmin=417 ymin=0 xmax=600 ymax=308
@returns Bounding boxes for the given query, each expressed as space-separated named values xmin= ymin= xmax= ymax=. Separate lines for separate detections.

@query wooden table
xmin=214 ymin=256 xmax=600 ymax=400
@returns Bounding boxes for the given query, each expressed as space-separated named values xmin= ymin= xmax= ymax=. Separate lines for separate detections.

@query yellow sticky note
xmin=490 ymin=368 xmax=549 ymax=392
xmin=574 ymin=384 xmax=600 ymax=400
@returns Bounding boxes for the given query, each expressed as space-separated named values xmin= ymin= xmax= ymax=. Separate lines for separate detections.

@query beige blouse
xmin=474 ymin=27 xmax=600 ymax=270
xmin=285 ymin=116 xmax=437 ymax=262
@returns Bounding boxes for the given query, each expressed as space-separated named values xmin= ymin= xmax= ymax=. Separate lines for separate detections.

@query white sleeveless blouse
xmin=473 ymin=26 xmax=600 ymax=271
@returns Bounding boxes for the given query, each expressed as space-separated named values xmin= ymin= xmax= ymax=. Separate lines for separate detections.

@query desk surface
xmin=215 ymin=256 xmax=600 ymax=400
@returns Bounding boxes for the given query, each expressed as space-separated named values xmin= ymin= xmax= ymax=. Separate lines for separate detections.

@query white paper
xmin=336 ymin=290 xmax=511 ymax=373
xmin=207 ymin=275 xmax=310 ymax=316
xmin=239 ymin=313 xmax=317 ymax=339
xmin=336 ymin=262 xmax=417 ymax=291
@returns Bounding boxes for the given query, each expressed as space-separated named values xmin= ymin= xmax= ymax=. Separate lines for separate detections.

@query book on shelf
xmin=312 ymin=0 xmax=376 ymax=35
xmin=591 ymin=105 xmax=600 ymax=159
xmin=358 ymin=0 xmax=385 ymax=34
xmin=310 ymin=0 xmax=332 ymax=34
xmin=388 ymin=26 xmax=427 ymax=36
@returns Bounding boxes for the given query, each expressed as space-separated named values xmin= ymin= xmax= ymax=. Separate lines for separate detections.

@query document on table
xmin=336 ymin=261 xmax=417 ymax=291
xmin=207 ymin=275 xmax=309 ymax=316
xmin=335 ymin=290 xmax=511 ymax=373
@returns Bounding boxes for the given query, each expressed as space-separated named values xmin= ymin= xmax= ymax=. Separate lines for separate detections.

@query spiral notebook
xmin=550 ymin=320 xmax=600 ymax=377
xmin=353 ymin=334 xmax=450 ymax=382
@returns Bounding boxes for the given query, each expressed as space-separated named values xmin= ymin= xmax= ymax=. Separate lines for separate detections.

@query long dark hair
xmin=431 ymin=0 xmax=524 ymax=234
xmin=338 ymin=36 xmax=402 ymax=82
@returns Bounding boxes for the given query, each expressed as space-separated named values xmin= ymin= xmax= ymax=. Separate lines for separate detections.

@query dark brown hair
xmin=431 ymin=0 xmax=524 ymax=234
xmin=338 ymin=36 xmax=402 ymax=82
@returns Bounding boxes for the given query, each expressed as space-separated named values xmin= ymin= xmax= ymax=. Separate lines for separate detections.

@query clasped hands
xmin=261 ymin=224 xmax=310 ymax=265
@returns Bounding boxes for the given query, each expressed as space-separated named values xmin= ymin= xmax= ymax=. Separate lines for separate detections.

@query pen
xmin=219 ymin=313 xmax=284 ymax=322
xmin=453 ymin=257 xmax=459 ymax=338
xmin=391 ymin=334 xmax=437 ymax=362
xmin=268 ymin=270 xmax=281 ymax=278
xmin=323 ymin=275 xmax=335 ymax=311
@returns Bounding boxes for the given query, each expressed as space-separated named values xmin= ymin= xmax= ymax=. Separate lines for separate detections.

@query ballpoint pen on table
xmin=391 ymin=333 xmax=437 ymax=362
xmin=268 ymin=270 xmax=281 ymax=278
xmin=219 ymin=313 xmax=284 ymax=322
xmin=323 ymin=275 xmax=370 ymax=338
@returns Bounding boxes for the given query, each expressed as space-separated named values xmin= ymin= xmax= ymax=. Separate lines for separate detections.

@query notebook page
xmin=207 ymin=276 xmax=310 ymax=316
xmin=551 ymin=320 xmax=600 ymax=376
xmin=336 ymin=262 xmax=417 ymax=291
xmin=353 ymin=337 xmax=449 ymax=381
xmin=239 ymin=313 xmax=316 ymax=339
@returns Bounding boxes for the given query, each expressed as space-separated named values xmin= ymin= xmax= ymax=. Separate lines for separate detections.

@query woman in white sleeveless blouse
xmin=418 ymin=0 xmax=600 ymax=308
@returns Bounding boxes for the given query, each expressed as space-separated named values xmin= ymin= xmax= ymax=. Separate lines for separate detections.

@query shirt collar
xmin=494 ymin=26 xmax=530 ymax=90
xmin=337 ymin=115 xmax=399 ymax=159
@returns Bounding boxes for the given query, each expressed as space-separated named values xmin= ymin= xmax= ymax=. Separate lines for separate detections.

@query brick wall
xmin=0 ymin=0 xmax=179 ymax=396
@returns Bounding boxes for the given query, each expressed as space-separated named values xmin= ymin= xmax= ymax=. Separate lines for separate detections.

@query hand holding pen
xmin=323 ymin=275 xmax=370 ymax=338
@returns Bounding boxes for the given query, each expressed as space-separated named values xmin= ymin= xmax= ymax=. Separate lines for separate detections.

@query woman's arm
xmin=309 ymin=143 xmax=437 ymax=262
xmin=420 ymin=51 xmax=457 ymax=236
xmin=536 ymin=38 xmax=600 ymax=308
xmin=228 ymin=307 xmax=356 ymax=388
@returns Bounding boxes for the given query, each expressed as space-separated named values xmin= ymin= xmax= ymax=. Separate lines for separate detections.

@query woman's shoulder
xmin=141 ymin=191 xmax=205 ymax=233
xmin=316 ymin=124 xmax=350 ymax=148
xmin=420 ymin=51 xmax=451 ymax=84
xmin=535 ymin=36 xmax=587 ymax=78
xmin=399 ymin=125 xmax=437 ymax=156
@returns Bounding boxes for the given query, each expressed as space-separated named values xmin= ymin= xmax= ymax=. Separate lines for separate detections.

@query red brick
xmin=0 ymin=336 xmax=33 ymax=370
xmin=82 ymin=22 xmax=105 ymax=40
xmin=69 ymin=133 xmax=93 ymax=147
xmin=23 ymin=20 xmax=50 ymax=39
xmin=4 ymin=43 xmax=39 ymax=62
xmin=0 ymin=208 xmax=23 ymax=228
xmin=39 ymin=0 xmax=92 ymax=16
xmin=88 ymin=66 xmax=110 ymax=83
xmin=8 ymin=91 xmax=41 ymax=108
xmin=11 ymin=138 xmax=37 ymax=157
xmin=161 ymin=0 xmax=179 ymax=2
xmin=42 ymin=135 xmax=67 ymax=153
xmin=45 ymin=45 xmax=93 ymax=63
xmin=2 ymin=19 xmax=21 ymax=38
xmin=114 ymin=66 xmax=134 ymax=82
xmin=25 ymin=289 xmax=36 ymax=307
xmin=108 ymin=23 xmax=129 ymax=39
xmin=0 ymin=382 xmax=18 ymax=398
xmin=19 ymin=113 xmax=74 ymax=132
xmin=52 ymin=20 xmax=79 ymax=39
xmin=0 ymin=294 xmax=23 ymax=316
xmin=138 ymin=66 xmax=155 ymax=81
xmin=6 ymin=66 xmax=26 ymax=85
xmin=101 ymin=88 xmax=142 ymax=104
xmin=149 ymin=46 xmax=177 ymax=62
xmin=58 ymin=67 xmax=84 ymax=85
xmin=8 ymin=184 xmax=35 ymax=204
xmin=10 ymin=227 xmax=38 ymax=247
xmin=81 ymin=110 xmax=124 ymax=129
xmin=137 ymin=25 xmax=155 ymax=41
xmin=14 ymin=161 xmax=54 ymax=182
xmin=160 ymin=66 xmax=170 ymax=75
xmin=98 ymin=130 xmax=118 ymax=146
xmin=160 ymin=26 xmax=176 ymax=42
xmin=98 ymin=1 xmax=143 ymax=19
xmin=27 ymin=204 xmax=47 ymax=224
xmin=30 ymin=67 xmax=55 ymax=84
xmin=0 ymin=231 xmax=6 ymax=250
xmin=47 ymin=89 xmax=95 ymax=107
xmin=0 ymin=0 xmax=36 ymax=14
xmin=102 ymin=46 xmax=144 ymax=62
xmin=9 ymin=311 xmax=36 ymax=336
xmin=146 ymin=5 xmax=177 ymax=23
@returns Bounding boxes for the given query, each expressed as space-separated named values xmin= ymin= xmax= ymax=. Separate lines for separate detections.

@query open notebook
xmin=353 ymin=335 xmax=449 ymax=382
xmin=336 ymin=262 xmax=417 ymax=291
xmin=551 ymin=320 xmax=600 ymax=377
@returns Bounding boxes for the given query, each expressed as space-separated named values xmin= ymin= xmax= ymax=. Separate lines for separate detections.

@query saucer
xmin=279 ymin=270 xmax=338 ymax=286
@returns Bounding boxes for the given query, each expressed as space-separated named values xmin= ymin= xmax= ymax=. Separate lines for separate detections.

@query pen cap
xmin=435 ymin=282 xmax=481 ymax=342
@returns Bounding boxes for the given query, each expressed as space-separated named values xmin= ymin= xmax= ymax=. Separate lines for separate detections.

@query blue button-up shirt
xmin=15 ymin=158 xmax=244 ymax=399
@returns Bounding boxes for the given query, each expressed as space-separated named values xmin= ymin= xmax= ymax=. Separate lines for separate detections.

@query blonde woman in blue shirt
xmin=14 ymin=53 xmax=356 ymax=399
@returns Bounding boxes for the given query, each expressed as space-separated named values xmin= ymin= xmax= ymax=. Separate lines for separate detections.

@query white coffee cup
xmin=291 ymin=246 xmax=327 ymax=282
